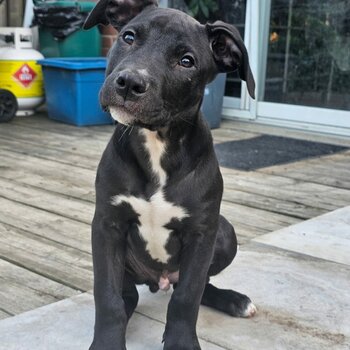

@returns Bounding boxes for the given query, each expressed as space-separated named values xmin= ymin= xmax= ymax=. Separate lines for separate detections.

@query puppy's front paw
xmin=242 ymin=301 xmax=257 ymax=318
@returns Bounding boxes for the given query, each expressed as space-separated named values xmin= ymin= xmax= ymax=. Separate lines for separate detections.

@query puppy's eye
xmin=123 ymin=31 xmax=135 ymax=45
xmin=179 ymin=55 xmax=195 ymax=68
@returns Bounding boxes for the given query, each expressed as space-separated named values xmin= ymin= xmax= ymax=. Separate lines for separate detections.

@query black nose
xmin=115 ymin=71 xmax=148 ymax=99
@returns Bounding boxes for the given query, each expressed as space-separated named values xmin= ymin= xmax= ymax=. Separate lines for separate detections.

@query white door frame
xmin=222 ymin=0 xmax=259 ymax=120
xmin=223 ymin=0 xmax=350 ymax=136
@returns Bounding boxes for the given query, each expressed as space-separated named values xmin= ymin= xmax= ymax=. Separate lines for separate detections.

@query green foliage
xmin=265 ymin=0 xmax=350 ymax=109
xmin=187 ymin=0 xmax=219 ymax=21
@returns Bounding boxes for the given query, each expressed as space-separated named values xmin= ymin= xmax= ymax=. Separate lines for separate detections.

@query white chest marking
xmin=111 ymin=192 xmax=188 ymax=263
xmin=111 ymin=129 xmax=188 ymax=263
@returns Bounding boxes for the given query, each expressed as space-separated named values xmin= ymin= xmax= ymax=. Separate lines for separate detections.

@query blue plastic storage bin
xmin=38 ymin=58 xmax=112 ymax=126
xmin=201 ymin=73 xmax=226 ymax=129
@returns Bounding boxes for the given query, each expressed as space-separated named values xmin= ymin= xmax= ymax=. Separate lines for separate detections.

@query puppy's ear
xmin=83 ymin=0 xmax=158 ymax=30
xmin=206 ymin=21 xmax=255 ymax=99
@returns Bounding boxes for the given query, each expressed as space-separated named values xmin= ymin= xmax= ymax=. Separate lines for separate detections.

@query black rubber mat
xmin=214 ymin=135 xmax=348 ymax=171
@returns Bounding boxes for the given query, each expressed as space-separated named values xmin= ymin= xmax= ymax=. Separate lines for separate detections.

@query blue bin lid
xmin=37 ymin=58 xmax=107 ymax=70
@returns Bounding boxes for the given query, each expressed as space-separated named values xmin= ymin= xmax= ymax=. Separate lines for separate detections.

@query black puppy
xmin=84 ymin=1 xmax=256 ymax=349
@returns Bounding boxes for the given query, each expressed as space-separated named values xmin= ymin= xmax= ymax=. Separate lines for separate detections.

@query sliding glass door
xmin=225 ymin=0 xmax=350 ymax=135
xmin=257 ymin=0 xmax=350 ymax=134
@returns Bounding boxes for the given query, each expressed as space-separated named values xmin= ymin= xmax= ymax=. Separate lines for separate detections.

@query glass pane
xmin=263 ymin=0 xmax=350 ymax=110
xmin=168 ymin=0 xmax=247 ymax=99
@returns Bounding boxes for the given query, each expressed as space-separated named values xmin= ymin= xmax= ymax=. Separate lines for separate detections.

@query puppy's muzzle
xmin=115 ymin=70 xmax=149 ymax=101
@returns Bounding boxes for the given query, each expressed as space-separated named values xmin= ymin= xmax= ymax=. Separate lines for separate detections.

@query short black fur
xmin=86 ymin=2 xmax=257 ymax=349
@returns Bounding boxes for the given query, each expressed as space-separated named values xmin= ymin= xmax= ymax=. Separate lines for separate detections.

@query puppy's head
xmin=85 ymin=0 xmax=255 ymax=130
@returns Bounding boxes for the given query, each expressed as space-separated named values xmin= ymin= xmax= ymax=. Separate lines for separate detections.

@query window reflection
xmin=264 ymin=0 xmax=350 ymax=110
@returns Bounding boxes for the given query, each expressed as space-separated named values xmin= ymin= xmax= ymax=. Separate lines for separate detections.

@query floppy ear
xmin=206 ymin=21 xmax=255 ymax=99
xmin=83 ymin=0 xmax=158 ymax=30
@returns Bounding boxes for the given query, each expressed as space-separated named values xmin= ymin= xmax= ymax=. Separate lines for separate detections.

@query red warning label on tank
xmin=13 ymin=63 xmax=37 ymax=88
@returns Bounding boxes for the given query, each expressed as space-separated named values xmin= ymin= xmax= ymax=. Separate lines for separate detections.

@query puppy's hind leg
xmin=201 ymin=215 xmax=257 ymax=318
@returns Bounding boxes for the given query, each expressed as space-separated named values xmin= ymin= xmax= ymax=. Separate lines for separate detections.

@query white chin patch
xmin=109 ymin=106 xmax=135 ymax=125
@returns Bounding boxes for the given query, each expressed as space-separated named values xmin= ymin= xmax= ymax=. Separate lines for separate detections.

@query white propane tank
xmin=0 ymin=27 xmax=44 ymax=116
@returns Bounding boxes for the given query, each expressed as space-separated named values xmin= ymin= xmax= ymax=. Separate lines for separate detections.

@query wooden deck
xmin=0 ymin=114 xmax=350 ymax=320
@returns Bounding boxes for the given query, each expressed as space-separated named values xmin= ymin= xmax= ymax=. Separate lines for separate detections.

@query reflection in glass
xmin=264 ymin=0 xmax=350 ymax=110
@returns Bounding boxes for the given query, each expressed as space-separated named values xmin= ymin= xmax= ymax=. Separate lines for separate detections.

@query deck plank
xmin=0 ymin=118 xmax=106 ymax=164
xmin=0 ymin=149 xmax=96 ymax=201
xmin=12 ymin=113 xmax=114 ymax=136
xmin=221 ymin=167 xmax=350 ymax=211
xmin=260 ymin=151 xmax=350 ymax=190
xmin=0 ymin=223 xmax=92 ymax=291
xmin=0 ymin=117 xmax=112 ymax=144
xmin=222 ymin=189 xmax=326 ymax=220
xmin=0 ymin=124 xmax=108 ymax=165
xmin=220 ymin=201 xmax=300 ymax=239
xmin=0 ymin=177 xmax=94 ymax=224
xmin=0 ymin=259 xmax=80 ymax=316
xmin=0 ymin=137 xmax=99 ymax=170
xmin=0 ymin=197 xmax=91 ymax=253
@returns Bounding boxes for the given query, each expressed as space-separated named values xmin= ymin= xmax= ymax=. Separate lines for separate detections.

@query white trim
xmin=222 ymin=108 xmax=254 ymax=119
xmin=223 ymin=96 xmax=240 ymax=109
xmin=258 ymin=0 xmax=271 ymax=100
xmin=239 ymin=0 xmax=250 ymax=110
xmin=225 ymin=115 xmax=350 ymax=137
xmin=222 ymin=0 xmax=258 ymax=119
xmin=258 ymin=102 xmax=350 ymax=129
xmin=247 ymin=0 xmax=259 ymax=119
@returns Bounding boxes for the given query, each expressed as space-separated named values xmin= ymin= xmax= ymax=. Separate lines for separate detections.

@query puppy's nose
xmin=115 ymin=71 xmax=148 ymax=99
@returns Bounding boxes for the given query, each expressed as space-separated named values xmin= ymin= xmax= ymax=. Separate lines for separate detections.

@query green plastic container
xmin=37 ymin=1 xmax=101 ymax=58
